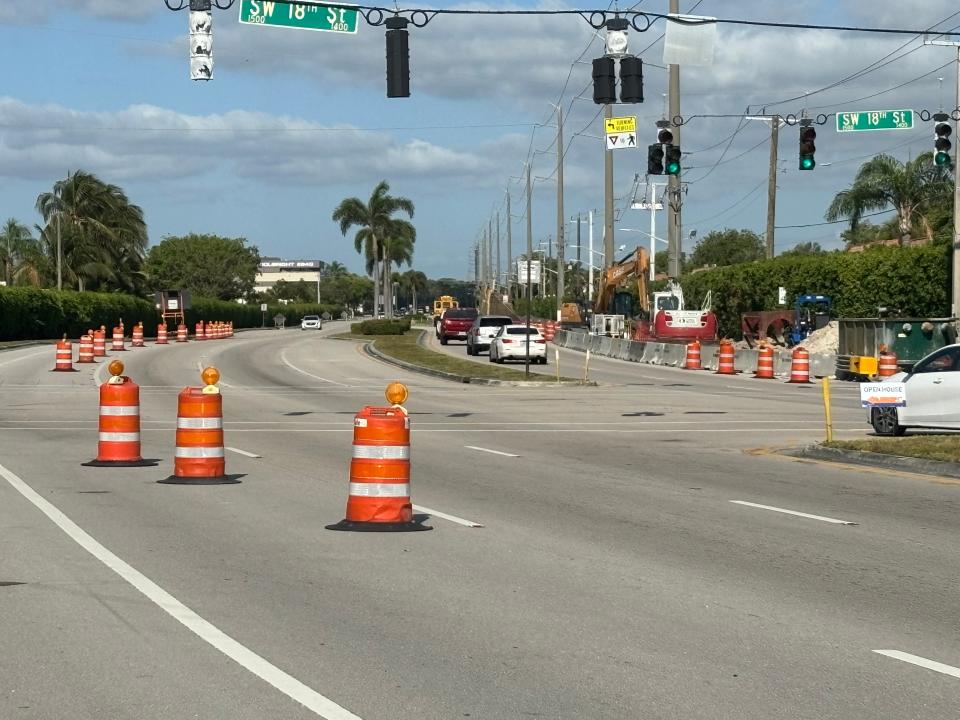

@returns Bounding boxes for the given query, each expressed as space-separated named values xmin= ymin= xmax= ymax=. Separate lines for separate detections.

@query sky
xmin=1 ymin=0 xmax=959 ymax=280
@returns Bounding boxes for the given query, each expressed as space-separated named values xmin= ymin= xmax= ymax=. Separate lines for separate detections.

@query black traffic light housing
xmin=799 ymin=123 xmax=816 ymax=170
xmin=619 ymin=56 xmax=643 ymax=103
xmin=592 ymin=58 xmax=616 ymax=104
xmin=386 ymin=16 xmax=410 ymax=98
xmin=934 ymin=112 xmax=952 ymax=168
xmin=664 ymin=144 xmax=682 ymax=175
xmin=647 ymin=144 xmax=664 ymax=175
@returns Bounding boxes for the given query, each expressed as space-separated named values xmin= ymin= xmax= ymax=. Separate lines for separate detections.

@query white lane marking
xmin=0 ymin=462 xmax=362 ymax=720
xmin=94 ymin=358 xmax=110 ymax=386
xmin=0 ymin=426 xmax=868 ymax=434
xmin=413 ymin=504 xmax=484 ymax=528
xmin=280 ymin=350 xmax=351 ymax=387
xmin=0 ymin=347 xmax=50 ymax=368
xmin=226 ymin=447 xmax=262 ymax=458
xmin=730 ymin=500 xmax=857 ymax=525
xmin=465 ymin=445 xmax=519 ymax=458
xmin=874 ymin=650 xmax=960 ymax=679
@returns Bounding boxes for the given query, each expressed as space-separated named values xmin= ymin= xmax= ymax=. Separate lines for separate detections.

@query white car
xmin=466 ymin=315 xmax=513 ymax=355
xmin=300 ymin=315 xmax=322 ymax=330
xmin=868 ymin=343 xmax=960 ymax=436
xmin=489 ymin=325 xmax=547 ymax=364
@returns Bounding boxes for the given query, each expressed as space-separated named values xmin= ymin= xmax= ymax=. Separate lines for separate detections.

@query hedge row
xmin=350 ymin=319 xmax=412 ymax=335
xmin=0 ymin=287 xmax=340 ymax=340
xmin=679 ymin=244 xmax=952 ymax=338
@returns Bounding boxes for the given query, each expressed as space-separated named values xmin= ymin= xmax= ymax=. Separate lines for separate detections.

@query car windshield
xmin=506 ymin=327 xmax=539 ymax=335
xmin=303 ymin=316 xmax=319 ymax=320
xmin=914 ymin=347 xmax=960 ymax=373
xmin=446 ymin=309 xmax=478 ymax=319
xmin=479 ymin=317 xmax=512 ymax=327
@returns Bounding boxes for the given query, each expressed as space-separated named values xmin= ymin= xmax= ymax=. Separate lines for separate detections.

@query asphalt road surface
xmin=1 ymin=325 xmax=957 ymax=719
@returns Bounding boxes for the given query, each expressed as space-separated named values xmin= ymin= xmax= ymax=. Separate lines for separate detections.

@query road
xmin=0 ymin=325 xmax=957 ymax=719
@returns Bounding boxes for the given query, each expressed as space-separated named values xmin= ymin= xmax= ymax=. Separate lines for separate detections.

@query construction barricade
xmin=131 ymin=322 xmax=145 ymax=348
xmin=878 ymin=349 xmax=899 ymax=378
xmin=715 ymin=339 xmax=736 ymax=375
xmin=156 ymin=323 xmax=169 ymax=345
xmin=177 ymin=324 xmax=188 ymax=343
xmin=93 ymin=327 xmax=108 ymax=357
xmin=787 ymin=346 xmax=812 ymax=384
xmin=754 ymin=344 xmax=775 ymax=379
xmin=161 ymin=367 xmax=235 ymax=484
xmin=683 ymin=340 xmax=702 ymax=370
xmin=195 ymin=321 xmax=205 ymax=341
xmin=327 ymin=383 xmax=430 ymax=532
xmin=543 ymin=321 xmax=556 ymax=342
xmin=111 ymin=325 xmax=126 ymax=352
xmin=52 ymin=336 xmax=77 ymax=372
xmin=82 ymin=360 xmax=156 ymax=467
xmin=78 ymin=332 xmax=95 ymax=364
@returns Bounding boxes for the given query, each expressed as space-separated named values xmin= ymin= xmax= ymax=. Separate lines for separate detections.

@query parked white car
xmin=489 ymin=325 xmax=547 ymax=364
xmin=300 ymin=315 xmax=322 ymax=330
xmin=868 ymin=343 xmax=960 ymax=435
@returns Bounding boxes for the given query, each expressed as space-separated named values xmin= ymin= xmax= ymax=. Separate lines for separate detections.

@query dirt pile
xmin=800 ymin=320 xmax=838 ymax=354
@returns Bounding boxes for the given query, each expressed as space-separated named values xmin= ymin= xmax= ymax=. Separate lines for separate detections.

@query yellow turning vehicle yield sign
xmin=605 ymin=116 xmax=637 ymax=150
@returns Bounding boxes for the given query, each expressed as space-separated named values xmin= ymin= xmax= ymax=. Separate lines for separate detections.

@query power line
xmin=776 ymin=210 xmax=891 ymax=229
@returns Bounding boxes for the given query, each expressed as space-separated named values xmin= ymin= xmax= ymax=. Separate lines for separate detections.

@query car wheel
xmin=871 ymin=407 xmax=905 ymax=436
xmin=440 ymin=335 xmax=448 ymax=345
xmin=467 ymin=343 xmax=474 ymax=355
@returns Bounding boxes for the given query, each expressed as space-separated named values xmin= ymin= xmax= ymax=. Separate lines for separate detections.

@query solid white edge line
xmin=730 ymin=500 xmax=857 ymax=525
xmin=412 ymin=504 xmax=484 ymax=528
xmin=0 ymin=461 xmax=362 ymax=720
xmin=280 ymin=350 xmax=351 ymax=387
xmin=874 ymin=650 xmax=960 ymax=679
xmin=225 ymin=447 xmax=262 ymax=458
xmin=464 ymin=445 xmax=519 ymax=458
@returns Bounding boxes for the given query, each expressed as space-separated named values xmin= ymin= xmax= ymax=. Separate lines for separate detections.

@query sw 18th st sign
xmin=239 ymin=1 xmax=358 ymax=34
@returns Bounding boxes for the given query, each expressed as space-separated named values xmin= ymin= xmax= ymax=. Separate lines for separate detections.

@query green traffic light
xmin=935 ymin=151 xmax=951 ymax=167
xmin=666 ymin=161 xmax=680 ymax=175
xmin=800 ymin=155 xmax=815 ymax=170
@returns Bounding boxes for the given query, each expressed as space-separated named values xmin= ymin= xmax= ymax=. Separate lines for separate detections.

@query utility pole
xmin=604 ymin=103 xmax=615 ymax=269
xmin=588 ymin=209 xmax=595 ymax=302
xmin=56 ymin=214 xmax=62 ymax=291
xmin=525 ymin=163 xmax=533 ymax=378
xmin=487 ymin=217 xmax=493 ymax=289
xmin=766 ymin=114 xmax=780 ymax=259
xmin=556 ymin=104 xmax=565 ymax=321
xmin=667 ymin=0 xmax=681 ymax=278
xmin=473 ymin=243 xmax=480 ymax=288
xmin=506 ymin=190 xmax=513 ymax=302
xmin=576 ymin=212 xmax=582 ymax=265
xmin=496 ymin=210 xmax=501 ymax=294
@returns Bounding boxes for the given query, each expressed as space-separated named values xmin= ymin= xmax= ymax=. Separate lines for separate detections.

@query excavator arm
xmin=594 ymin=246 xmax=651 ymax=316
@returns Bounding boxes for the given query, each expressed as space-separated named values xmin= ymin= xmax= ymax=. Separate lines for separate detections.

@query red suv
xmin=439 ymin=308 xmax=479 ymax=345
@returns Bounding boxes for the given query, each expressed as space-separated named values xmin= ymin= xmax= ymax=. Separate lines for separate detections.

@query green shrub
xmin=356 ymin=319 xmax=406 ymax=335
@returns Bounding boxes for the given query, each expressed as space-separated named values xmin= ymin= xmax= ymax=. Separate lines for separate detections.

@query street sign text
xmin=239 ymin=0 xmax=358 ymax=34
xmin=836 ymin=109 xmax=913 ymax=132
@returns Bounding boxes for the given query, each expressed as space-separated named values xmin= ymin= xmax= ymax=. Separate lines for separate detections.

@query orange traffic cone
xmin=111 ymin=325 xmax=126 ymax=351
xmin=82 ymin=360 xmax=157 ymax=467
xmin=131 ymin=322 xmax=145 ymax=348
xmin=683 ymin=340 xmax=702 ymax=370
xmin=78 ymin=332 xmax=96 ymax=363
xmin=93 ymin=326 xmax=108 ymax=357
xmin=754 ymin=344 xmax=775 ymax=379
xmin=160 ymin=367 xmax=236 ymax=484
xmin=715 ymin=339 xmax=736 ymax=375
xmin=52 ymin=335 xmax=77 ymax=372
xmin=878 ymin=349 xmax=898 ymax=377
xmin=156 ymin=323 xmax=169 ymax=345
xmin=787 ymin=346 xmax=812 ymax=384
xmin=195 ymin=321 xmax=205 ymax=341
xmin=176 ymin=324 xmax=188 ymax=343
xmin=327 ymin=383 xmax=430 ymax=532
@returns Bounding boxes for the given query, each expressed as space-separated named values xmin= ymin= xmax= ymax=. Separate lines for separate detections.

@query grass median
xmin=339 ymin=329 xmax=581 ymax=382
xmin=827 ymin=436 xmax=960 ymax=464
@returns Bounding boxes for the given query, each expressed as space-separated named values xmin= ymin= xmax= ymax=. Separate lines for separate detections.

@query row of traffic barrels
xmin=528 ymin=320 xmax=557 ymax=342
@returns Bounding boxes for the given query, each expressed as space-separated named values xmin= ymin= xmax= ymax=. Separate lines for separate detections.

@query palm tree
xmin=332 ymin=181 xmax=414 ymax=317
xmin=404 ymin=269 xmax=428 ymax=315
xmin=825 ymin=152 xmax=952 ymax=245
xmin=0 ymin=218 xmax=35 ymax=286
xmin=325 ymin=260 xmax=349 ymax=278
xmin=36 ymin=171 xmax=147 ymax=291
xmin=382 ymin=218 xmax=416 ymax=317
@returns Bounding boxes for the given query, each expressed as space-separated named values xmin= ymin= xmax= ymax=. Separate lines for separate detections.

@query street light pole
xmin=556 ymin=104 xmax=565 ymax=321
xmin=588 ymin=209 xmax=595 ymax=302
xmin=525 ymin=163 xmax=533 ymax=378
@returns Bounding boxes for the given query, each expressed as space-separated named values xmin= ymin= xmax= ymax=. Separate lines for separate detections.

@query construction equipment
xmin=791 ymin=294 xmax=832 ymax=345
xmin=835 ymin=316 xmax=957 ymax=380
xmin=559 ymin=302 xmax=588 ymax=328
xmin=741 ymin=294 xmax=831 ymax=348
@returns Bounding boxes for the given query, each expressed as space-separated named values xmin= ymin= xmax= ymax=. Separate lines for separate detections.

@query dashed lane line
xmin=226 ymin=447 xmax=262 ymax=458
xmin=0 ymin=461 xmax=363 ymax=720
xmin=412 ymin=504 xmax=484 ymax=528
xmin=730 ymin=500 xmax=858 ymax=525
xmin=874 ymin=650 xmax=960 ymax=679
xmin=280 ymin=350 xmax=351 ymax=387
xmin=465 ymin=445 xmax=519 ymax=457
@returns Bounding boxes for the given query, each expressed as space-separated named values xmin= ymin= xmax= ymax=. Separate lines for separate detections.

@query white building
xmin=254 ymin=259 xmax=323 ymax=297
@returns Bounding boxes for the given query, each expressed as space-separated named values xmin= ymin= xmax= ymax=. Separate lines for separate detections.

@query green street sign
xmin=836 ymin=109 xmax=913 ymax=132
xmin=239 ymin=0 xmax=358 ymax=35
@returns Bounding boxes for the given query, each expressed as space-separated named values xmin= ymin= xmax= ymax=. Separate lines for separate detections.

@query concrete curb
xmin=781 ymin=444 xmax=960 ymax=479
xmin=364 ymin=339 xmax=595 ymax=387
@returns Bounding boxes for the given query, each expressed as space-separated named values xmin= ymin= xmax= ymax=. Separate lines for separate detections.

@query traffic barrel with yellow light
xmin=93 ymin=326 xmax=108 ymax=357
xmin=82 ymin=360 xmax=157 ymax=467
xmin=326 ymin=382 xmax=430 ymax=532
xmin=161 ymin=366 xmax=237 ymax=484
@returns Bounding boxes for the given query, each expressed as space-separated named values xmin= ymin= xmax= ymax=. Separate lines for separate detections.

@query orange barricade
xmin=227 ymin=321 xmax=233 ymax=338
xmin=161 ymin=368 xmax=234 ymax=484
xmin=878 ymin=350 xmax=898 ymax=377
xmin=754 ymin=344 xmax=775 ymax=379
xmin=111 ymin=325 xmax=126 ymax=351
xmin=156 ymin=323 xmax=169 ymax=345
xmin=131 ymin=322 xmax=144 ymax=348
xmin=715 ymin=339 xmax=736 ymax=375
xmin=787 ymin=346 xmax=811 ymax=384
xmin=78 ymin=333 xmax=95 ymax=363
xmin=52 ymin=336 xmax=76 ymax=372
xmin=327 ymin=405 xmax=430 ymax=532
xmin=204 ymin=322 xmax=214 ymax=341
xmin=176 ymin=324 xmax=188 ymax=343
xmin=543 ymin=321 xmax=556 ymax=342
xmin=684 ymin=340 xmax=702 ymax=370
xmin=83 ymin=361 xmax=156 ymax=467
xmin=195 ymin=321 xmax=205 ymax=341
xmin=93 ymin=327 xmax=107 ymax=357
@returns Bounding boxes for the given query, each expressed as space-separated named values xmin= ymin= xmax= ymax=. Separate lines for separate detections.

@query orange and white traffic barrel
xmin=543 ymin=320 xmax=556 ymax=342
xmin=52 ymin=336 xmax=77 ymax=372
xmin=327 ymin=383 xmax=430 ymax=532
xmin=754 ymin=344 xmax=775 ymax=379
xmin=204 ymin=322 xmax=214 ymax=341
xmin=82 ymin=360 xmax=156 ymax=467
xmin=156 ymin=323 xmax=169 ymax=345
xmin=176 ymin=324 xmax=188 ymax=343
xmin=131 ymin=322 xmax=145 ymax=348
xmin=715 ymin=339 xmax=736 ymax=375
xmin=195 ymin=321 xmax=205 ymax=341
xmin=683 ymin=340 xmax=702 ymax=370
xmin=111 ymin=325 xmax=126 ymax=351
xmin=161 ymin=367 xmax=234 ymax=484
xmin=787 ymin=346 xmax=812 ymax=384
xmin=93 ymin=326 xmax=108 ymax=357
xmin=227 ymin=321 xmax=234 ymax=338
xmin=78 ymin=332 xmax=95 ymax=363
xmin=878 ymin=350 xmax=898 ymax=377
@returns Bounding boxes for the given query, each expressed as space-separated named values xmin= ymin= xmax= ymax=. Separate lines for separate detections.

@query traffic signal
xmin=619 ymin=56 xmax=643 ymax=103
xmin=664 ymin=144 xmax=681 ymax=175
xmin=385 ymin=16 xmax=410 ymax=98
xmin=188 ymin=6 xmax=213 ymax=81
xmin=647 ymin=144 xmax=664 ymax=175
xmin=592 ymin=57 xmax=616 ymax=104
xmin=934 ymin=120 xmax=952 ymax=167
xmin=799 ymin=125 xmax=816 ymax=170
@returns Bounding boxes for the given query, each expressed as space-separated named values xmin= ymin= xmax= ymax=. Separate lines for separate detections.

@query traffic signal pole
xmin=604 ymin=104 xmax=615 ymax=270
xmin=556 ymin=105 xmax=565 ymax=320
xmin=954 ymin=46 xmax=960 ymax=318
xmin=666 ymin=0 xmax=681 ymax=279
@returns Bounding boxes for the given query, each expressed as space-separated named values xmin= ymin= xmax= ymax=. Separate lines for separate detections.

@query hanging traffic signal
xmin=799 ymin=124 xmax=816 ymax=170
xmin=934 ymin=115 xmax=952 ymax=167
xmin=592 ymin=57 xmax=616 ymax=104
xmin=385 ymin=16 xmax=410 ymax=98
xmin=619 ymin=56 xmax=643 ymax=103
xmin=647 ymin=144 xmax=664 ymax=175
xmin=664 ymin=144 xmax=681 ymax=175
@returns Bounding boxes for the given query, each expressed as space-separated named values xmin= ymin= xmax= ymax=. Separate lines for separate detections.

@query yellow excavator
xmin=594 ymin=246 xmax=651 ymax=317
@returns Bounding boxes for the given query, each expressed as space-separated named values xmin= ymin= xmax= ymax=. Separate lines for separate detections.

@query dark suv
xmin=438 ymin=308 xmax=479 ymax=345
xmin=466 ymin=315 xmax=513 ymax=355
